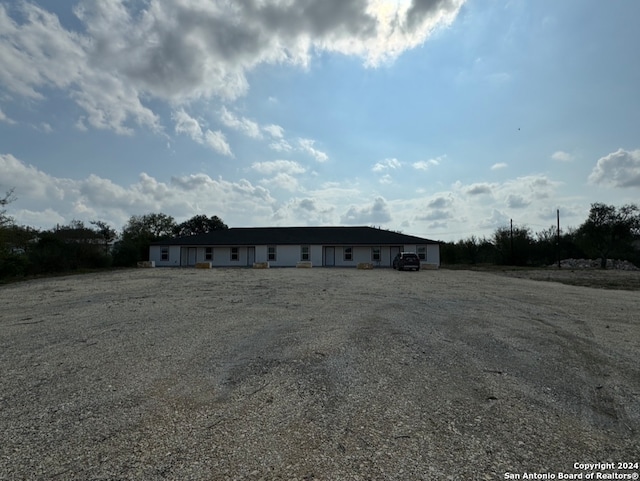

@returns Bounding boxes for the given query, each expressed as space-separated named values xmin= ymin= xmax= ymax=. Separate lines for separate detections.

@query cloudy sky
xmin=1 ymin=0 xmax=639 ymax=241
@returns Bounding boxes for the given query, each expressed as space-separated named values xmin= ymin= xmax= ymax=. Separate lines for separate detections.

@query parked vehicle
xmin=392 ymin=252 xmax=421 ymax=271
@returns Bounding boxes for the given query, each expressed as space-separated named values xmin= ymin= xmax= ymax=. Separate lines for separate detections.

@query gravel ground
xmin=1 ymin=268 xmax=638 ymax=480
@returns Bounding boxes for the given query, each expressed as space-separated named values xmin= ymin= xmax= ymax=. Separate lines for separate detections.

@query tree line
xmin=440 ymin=203 xmax=640 ymax=268
xmin=1 ymin=190 xmax=639 ymax=280
xmin=0 ymin=194 xmax=228 ymax=279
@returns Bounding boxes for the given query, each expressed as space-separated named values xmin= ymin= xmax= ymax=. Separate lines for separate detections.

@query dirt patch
xmin=483 ymin=266 xmax=640 ymax=291
xmin=1 ymin=268 xmax=638 ymax=480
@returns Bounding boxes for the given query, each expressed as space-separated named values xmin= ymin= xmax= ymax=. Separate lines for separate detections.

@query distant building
xmin=149 ymin=226 xmax=439 ymax=268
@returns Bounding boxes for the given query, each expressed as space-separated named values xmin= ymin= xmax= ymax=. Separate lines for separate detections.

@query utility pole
xmin=557 ymin=209 xmax=561 ymax=269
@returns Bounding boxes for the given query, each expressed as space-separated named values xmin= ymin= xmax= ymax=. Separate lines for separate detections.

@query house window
xmin=231 ymin=247 xmax=239 ymax=261
xmin=371 ymin=247 xmax=381 ymax=262
xmin=417 ymin=246 xmax=426 ymax=261
xmin=161 ymin=247 xmax=169 ymax=261
xmin=268 ymin=246 xmax=277 ymax=261
xmin=205 ymin=247 xmax=213 ymax=261
xmin=301 ymin=245 xmax=310 ymax=261
xmin=344 ymin=247 xmax=353 ymax=261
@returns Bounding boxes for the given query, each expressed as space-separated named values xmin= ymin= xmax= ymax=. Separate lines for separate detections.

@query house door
xmin=188 ymin=247 xmax=197 ymax=266
xmin=324 ymin=246 xmax=335 ymax=266
xmin=247 ymin=246 xmax=255 ymax=266
xmin=390 ymin=246 xmax=402 ymax=265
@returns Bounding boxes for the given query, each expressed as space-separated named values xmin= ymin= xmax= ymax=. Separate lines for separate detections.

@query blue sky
xmin=1 ymin=0 xmax=639 ymax=242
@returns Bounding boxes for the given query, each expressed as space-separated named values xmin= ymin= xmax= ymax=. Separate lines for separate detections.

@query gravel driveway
xmin=1 ymin=268 xmax=638 ymax=480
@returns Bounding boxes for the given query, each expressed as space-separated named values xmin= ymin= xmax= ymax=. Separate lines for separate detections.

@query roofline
xmin=151 ymin=226 xmax=440 ymax=246
xmin=154 ymin=241 xmax=440 ymax=246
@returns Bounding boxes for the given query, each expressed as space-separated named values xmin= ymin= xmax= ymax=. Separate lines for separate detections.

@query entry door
xmin=188 ymin=247 xmax=197 ymax=266
xmin=325 ymin=246 xmax=335 ymax=266
xmin=247 ymin=246 xmax=255 ymax=266
xmin=390 ymin=246 xmax=402 ymax=265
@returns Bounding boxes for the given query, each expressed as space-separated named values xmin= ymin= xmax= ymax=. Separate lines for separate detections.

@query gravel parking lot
xmin=1 ymin=267 xmax=638 ymax=480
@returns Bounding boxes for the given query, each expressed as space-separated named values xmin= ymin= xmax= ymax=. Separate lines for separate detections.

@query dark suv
xmin=393 ymin=252 xmax=421 ymax=271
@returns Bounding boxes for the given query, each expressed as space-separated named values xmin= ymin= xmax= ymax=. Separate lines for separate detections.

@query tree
xmin=90 ymin=220 xmax=117 ymax=255
xmin=0 ymin=188 xmax=16 ymax=228
xmin=123 ymin=213 xmax=177 ymax=240
xmin=52 ymin=220 xmax=101 ymax=243
xmin=113 ymin=213 xmax=177 ymax=265
xmin=576 ymin=203 xmax=640 ymax=268
xmin=493 ymin=225 xmax=534 ymax=266
xmin=0 ymin=191 xmax=38 ymax=278
xmin=25 ymin=221 xmax=113 ymax=272
xmin=454 ymin=235 xmax=494 ymax=264
xmin=173 ymin=214 xmax=228 ymax=237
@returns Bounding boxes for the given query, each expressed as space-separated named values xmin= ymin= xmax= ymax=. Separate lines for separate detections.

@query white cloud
xmin=427 ymin=196 xmax=452 ymax=210
xmin=260 ymin=173 xmax=300 ymax=192
xmin=251 ymin=160 xmax=306 ymax=175
xmin=173 ymin=109 xmax=232 ymax=156
xmin=466 ymin=183 xmax=494 ymax=195
xmin=267 ymin=134 xmax=327 ymax=161
xmin=272 ymin=197 xmax=335 ymax=225
xmin=269 ymin=139 xmax=293 ymax=152
xmin=299 ymin=138 xmax=329 ymax=162
xmin=0 ymin=2 xmax=161 ymax=134
xmin=479 ymin=208 xmax=510 ymax=230
xmin=203 ymin=130 xmax=233 ymax=157
xmin=263 ymin=124 xmax=285 ymax=139
xmin=0 ymin=0 xmax=466 ymax=135
xmin=0 ymin=153 xmax=278 ymax=229
xmin=0 ymin=152 xmax=597 ymax=242
xmin=0 ymin=107 xmax=16 ymax=124
xmin=416 ymin=195 xmax=454 ymax=222
xmin=373 ymin=158 xmax=401 ymax=172
xmin=551 ymin=150 xmax=573 ymax=162
xmin=412 ymin=157 xmax=440 ymax=171
xmin=491 ymin=162 xmax=508 ymax=170
xmin=499 ymin=175 xmax=560 ymax=206
xmin=12 ymin=208 xmax=66 ymax=228
xmin=379 ymin=174 xmax=393 ymax=184
xmin=173 ymin=109 xmax=203 ymax=140
xmin=0 ymin=153 xmax=69 ymax=203
xmin=37 ymin=123 xmax=53 ymax=133
xmin=340 ymin=196 xmax=391 ymax=224
xmin=588 ymin=148 xmax=640 ymax=188
xmin=506 ymin=194 xmax=530 ymax=209
xmin=0 ymin=2 xmax=85 ymax=99
xmin=220 ymin=107 xmax=262 ymax=139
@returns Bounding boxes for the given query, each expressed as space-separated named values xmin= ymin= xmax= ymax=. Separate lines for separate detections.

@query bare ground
xmin=1 ymin=267 xmax=638 ymax=480
xmin=481 ymin=266 xmax=640 ymax=291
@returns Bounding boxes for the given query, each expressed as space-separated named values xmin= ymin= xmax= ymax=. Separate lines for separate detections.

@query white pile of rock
xmin=555 ymin=258 xmax=639 ymax=270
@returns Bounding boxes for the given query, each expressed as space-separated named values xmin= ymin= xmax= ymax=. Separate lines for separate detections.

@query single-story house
xmin=149 ymin=226 xmax=439 ymax=268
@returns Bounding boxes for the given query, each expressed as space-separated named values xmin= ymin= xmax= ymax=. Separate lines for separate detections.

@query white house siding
xmin=332 ymin=247 xmax=348 ymax=267
xmin=310 ymin=245 xmax=322 ymax=266
xmin=258 ymin=245 xmax=322 ymax=267
xmin=211 ymin=246 xmax=247 ymax=266
xmin=426 ymin=244 xmax=440 ymax=266
xmin=255 ymin=246 xmax=267 ymax=263
xmin=354 ymin=247 xmax=372 ymax=264
xmin=149 ymin=245 xmax=181 ymax=267
xmin=333 ymin=246 xmax=365 ymax=267
xmin=264 ymin=245 xmax=298 ymax=267
xmin=150 ymin=242 xmax=440 ymax=267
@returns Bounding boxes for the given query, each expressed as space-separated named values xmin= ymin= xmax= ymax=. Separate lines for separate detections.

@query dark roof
xmin=152 ymin=226 xmax=438 ymax=246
